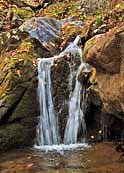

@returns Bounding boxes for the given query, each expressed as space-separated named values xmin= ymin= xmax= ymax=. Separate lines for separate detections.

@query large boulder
xmin=83 ymin=24 xmax=124 ymax=140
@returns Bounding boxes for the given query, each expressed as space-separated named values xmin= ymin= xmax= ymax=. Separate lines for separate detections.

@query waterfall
xmin=36 ymin=36 xmax=88 ymax=147
xmin=64 ymin=63 xmax=87 ymax=144
xmin=37 ymin=58 xmax=59 ymax=145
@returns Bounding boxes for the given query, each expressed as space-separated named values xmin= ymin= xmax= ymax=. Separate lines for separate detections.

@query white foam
xmin=34 ymin=143 xmax=89 ymax=153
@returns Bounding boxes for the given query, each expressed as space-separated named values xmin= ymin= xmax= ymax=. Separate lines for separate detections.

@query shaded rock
xmin=0 ymin=123 xmax=36 ymax=151
xmin=9 ymin=78 xmax=38 ymax=122
xmin=50 ymin=52 xmax=95 ymax=141
xmin=7 ymin=0 xmax=27 ymax=7
xmin=84 ymin=25 xmax=124 ymax=122
xmin=0 ymin=78 xmax=39 ymax=151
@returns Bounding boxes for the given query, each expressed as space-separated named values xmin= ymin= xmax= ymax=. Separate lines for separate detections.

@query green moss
xmin=12 ymin=7 xmax=35 ymax=19
xmin=95 ymin=16 xmax=102 ymax=28
xmin=0 ymin=38 xmax=37 ymax=102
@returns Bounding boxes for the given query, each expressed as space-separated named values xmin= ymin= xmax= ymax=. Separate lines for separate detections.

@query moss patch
xmin=12 ymin=7 xmax=35 ymax=19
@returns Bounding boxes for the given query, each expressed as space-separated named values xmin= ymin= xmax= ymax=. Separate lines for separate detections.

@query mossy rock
xmin=61 ymin=22 xmax=91 ymax=48
xmin=12 ymin=7 xmax=35 ymax=19
xmin=0 ymin=122 xmax=36 ymax=151
xmin=9 ymin=78 xmax=39 ymax=122
xmin=7 ymin=0 xmax=40 ymax=8
xmin=0 ymin=29 xmax=28 ymax=53
xmin=21 ymin=0 xmax=40 ymax=7
xmin=39 ymin=1 xmax=81 ymax=19
xmin=0 ymin=26 xmax=39 ymax=150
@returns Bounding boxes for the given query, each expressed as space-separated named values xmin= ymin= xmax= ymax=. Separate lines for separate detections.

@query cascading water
xmin=35 ymin=36 xmax=89 ymax=149
xmin=37 ymin=58 xmax=59 ymax=145
xmin=64 ymin=63 xmax=87 ymax=144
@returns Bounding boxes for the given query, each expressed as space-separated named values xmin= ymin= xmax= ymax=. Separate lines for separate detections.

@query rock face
xmin=84 ymin=25 xmax=124 ymax=140
xmin=51 ymin=54 xmax=81 ymax=141
xmin=0 ymin=28 xmax=39 ymax=151
xmin=0 ymin=16 xmax=89 ymax=150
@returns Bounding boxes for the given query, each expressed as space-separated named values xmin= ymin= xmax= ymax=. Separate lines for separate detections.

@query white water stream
xmin=37 ymin=57 xmax=59 ymax=145
xmin=35 ymin=36 xmax=89 ymax=150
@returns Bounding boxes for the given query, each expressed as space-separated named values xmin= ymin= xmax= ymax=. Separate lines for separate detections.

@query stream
xmin=0 ymin=143 xmax=124 ymax=173
xmin=0 ymin=147 xmax=89 ymax=173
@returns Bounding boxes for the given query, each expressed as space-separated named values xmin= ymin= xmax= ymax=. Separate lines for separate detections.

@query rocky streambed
xmin=0 ymin=142 xmax=124 ymax=173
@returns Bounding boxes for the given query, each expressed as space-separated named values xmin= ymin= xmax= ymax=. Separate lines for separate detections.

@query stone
xmin=84 ymin=25 xmax=124 ymax=121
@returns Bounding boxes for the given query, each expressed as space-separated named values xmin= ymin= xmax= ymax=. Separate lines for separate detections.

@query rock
xmin=39 ymin=0 xmax=82 ymax=19
xmin=80 ymin=0 xmax=109 ymax=14
xmin=22 ymin=0 xmax=41 ymax=8
xmin=0 ymin=26 xmax=45 ymax=150
xmin=0 ymin=29 xmax=28 ymax=52
xmin=8 ymin=0 xmax=27 ymax=7
xmin=84 ymin=25 xmax=124 ymax=133
xmin=20 ymin=17 xmax=85 ymax=56
xmin=11 ymin=7 xmax=35 ymax=19
xmin=0 ymin=123 xmax=36 ymax=151
xmin=0 ymin=30 xmax=39 ymax=150
xmin=20 ymin=17 xmax=62 ymax=43
xmin=8 ymin=0 xmax=41 ymax=8
xmin=84 ymin=29 xmax=121 ymax=74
